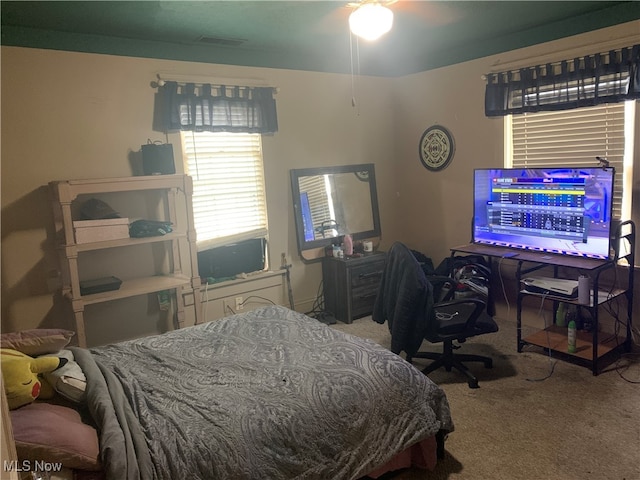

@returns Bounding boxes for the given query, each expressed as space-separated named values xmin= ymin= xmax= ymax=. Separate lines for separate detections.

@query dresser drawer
xmin=350 ymin=259 xmax=385 ymax=288
xmin=350 ymin=284 xmax=380 ymax=318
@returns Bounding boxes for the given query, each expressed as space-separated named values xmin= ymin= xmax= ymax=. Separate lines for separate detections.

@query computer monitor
xmin=473 ymin=167 xmax=615 ymax=260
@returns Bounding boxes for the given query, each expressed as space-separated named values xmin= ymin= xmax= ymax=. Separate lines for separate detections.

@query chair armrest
xmin=433 ymin=297 xmax=487 ymax=330
xmin=426 ymin=275 xmax=457 ymax=301
xmin=434 ymin=297 xmax=486 ymax=310
xmin=427 ymin=275 xmax=456 ymax=284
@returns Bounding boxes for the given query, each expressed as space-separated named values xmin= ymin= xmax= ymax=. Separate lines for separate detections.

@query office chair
xmin=373 ymin=242 xmax=498 ymax=388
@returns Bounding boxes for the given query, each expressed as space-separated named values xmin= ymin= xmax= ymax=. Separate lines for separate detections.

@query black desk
xmin=450 ymin=242 xmax=609 ymax=271
xmin=450 ymin=240 xmax=634 ymax=375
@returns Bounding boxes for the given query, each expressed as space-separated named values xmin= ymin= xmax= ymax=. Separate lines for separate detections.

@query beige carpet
xmin=331 ymin=316 xmax=640 ymax=480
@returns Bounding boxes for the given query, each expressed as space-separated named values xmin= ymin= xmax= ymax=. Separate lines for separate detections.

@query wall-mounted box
xmin=73 ymin=218 xmax=130 ymax=244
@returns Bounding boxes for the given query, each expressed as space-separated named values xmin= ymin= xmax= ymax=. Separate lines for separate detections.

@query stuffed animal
xmin=0 ymin=348 xmax=67 ymax=410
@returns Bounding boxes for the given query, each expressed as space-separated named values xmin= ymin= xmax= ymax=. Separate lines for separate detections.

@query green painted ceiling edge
xmin=2 ymin=2 xmax=639 ymax=77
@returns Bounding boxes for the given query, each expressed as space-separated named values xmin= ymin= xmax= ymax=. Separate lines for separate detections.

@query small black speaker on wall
xmin=141 ymin=142 xmax=176 ymax=175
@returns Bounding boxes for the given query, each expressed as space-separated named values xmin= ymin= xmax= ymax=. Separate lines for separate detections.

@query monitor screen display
xmin=473 ymin=167 xmax=615 ymax=260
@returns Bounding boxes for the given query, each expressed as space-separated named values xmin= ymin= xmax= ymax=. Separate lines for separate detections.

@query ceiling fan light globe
xmin=349 ymin=4 xmax=394 ymax=41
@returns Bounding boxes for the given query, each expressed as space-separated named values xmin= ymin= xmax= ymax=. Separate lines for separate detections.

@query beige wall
xmin=393 ymin=21 xmax=640 ymax=263
xmin=2 ymin=20 xmax=638 ymax=343
xmin=0 ymin=47 xmax=397 ymax=340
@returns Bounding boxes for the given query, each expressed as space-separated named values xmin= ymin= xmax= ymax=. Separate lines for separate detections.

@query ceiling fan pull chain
xmin=349 ymin=31 xmax=361 ymax=114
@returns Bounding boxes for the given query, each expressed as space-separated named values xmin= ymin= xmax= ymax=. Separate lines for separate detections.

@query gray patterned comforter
xmin=72 ymin=306 xmax=453 ymax=480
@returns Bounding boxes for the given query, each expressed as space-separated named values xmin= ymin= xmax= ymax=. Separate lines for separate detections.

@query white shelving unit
xmin=50 ymin=175 xmax=201 ymax=347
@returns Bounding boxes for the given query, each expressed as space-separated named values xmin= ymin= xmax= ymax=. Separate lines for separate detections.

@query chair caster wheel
xmin=468 ymin=380 xmax=479 ymax=389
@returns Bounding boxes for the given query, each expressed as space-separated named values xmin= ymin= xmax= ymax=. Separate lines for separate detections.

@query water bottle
xmin=567 ymin=319 xmax=577 ymax=353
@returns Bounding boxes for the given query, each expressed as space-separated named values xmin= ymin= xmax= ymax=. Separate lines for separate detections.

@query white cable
xmin=435 ymin=311 xmax=459 ymax=321
xmin=498 ymin=256 xmax=510 ymax=319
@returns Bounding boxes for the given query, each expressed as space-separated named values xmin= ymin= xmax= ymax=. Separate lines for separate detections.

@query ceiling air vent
xmin=197 ymin=36 xmax=246 ymax=46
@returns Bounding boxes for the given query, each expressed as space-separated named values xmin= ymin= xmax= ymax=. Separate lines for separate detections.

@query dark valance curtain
xmin=485 ymin=44 xmax=640 ymax=117
xmin=159 ymin=81 xmax=278 ymax=134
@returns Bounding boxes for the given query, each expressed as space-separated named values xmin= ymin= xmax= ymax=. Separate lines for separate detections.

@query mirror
xmin=290 ymin=163 xmax=381 ymax=257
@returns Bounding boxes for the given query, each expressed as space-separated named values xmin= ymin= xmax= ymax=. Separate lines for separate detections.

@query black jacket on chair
xmin=373 ymin=241 xmax=498 ymax=388
xmin=372 ymin=242 xmax=434 ymax=357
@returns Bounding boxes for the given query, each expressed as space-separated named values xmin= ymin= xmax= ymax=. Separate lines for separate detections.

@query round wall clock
xmin=419 ymin=125 xmax=455 ymax=172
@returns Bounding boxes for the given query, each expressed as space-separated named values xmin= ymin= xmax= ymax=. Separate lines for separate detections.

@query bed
xmin=3 ymin=305 xmax=454 ymax=480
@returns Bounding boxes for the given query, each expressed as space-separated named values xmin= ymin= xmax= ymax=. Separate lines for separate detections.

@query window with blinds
xmin=181 ymin=131 xmax=268 ymax=250
xmin=506 ymin=102 xmax=633 ymax=220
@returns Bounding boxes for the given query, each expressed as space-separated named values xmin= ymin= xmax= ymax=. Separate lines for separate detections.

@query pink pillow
xmin=1 ymin=329 xmax=75 ymax=355
xmin=10 ymin=403 xmax=101 ymax=471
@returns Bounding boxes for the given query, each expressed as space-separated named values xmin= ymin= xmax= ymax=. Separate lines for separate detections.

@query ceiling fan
xmin=340 ymin=1 xmax=463 ymax=41
xmin=347 ymin=0 xmax=397 ymax=41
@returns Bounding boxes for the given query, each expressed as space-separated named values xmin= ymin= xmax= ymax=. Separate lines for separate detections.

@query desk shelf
xmin=519 ymin=287 xmax=627 ymax=307
xmin=522 ymin=325 xmax=622 ymax=363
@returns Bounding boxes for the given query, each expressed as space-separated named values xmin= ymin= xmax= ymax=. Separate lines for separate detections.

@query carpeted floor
xmin=331 ymin=315 xmax=640 ymax=480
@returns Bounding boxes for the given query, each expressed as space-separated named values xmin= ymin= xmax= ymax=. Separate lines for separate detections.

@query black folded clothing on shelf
xmin=129 ymin=219 xmax=173 ymax=238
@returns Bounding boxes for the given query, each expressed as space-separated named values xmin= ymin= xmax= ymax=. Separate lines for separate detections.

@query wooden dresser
xmin=322 ymin=251 xmax=386 ymax=323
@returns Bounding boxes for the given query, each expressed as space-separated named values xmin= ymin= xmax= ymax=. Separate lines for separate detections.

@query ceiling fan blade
xmin=393 ymin=1 xmax=465 ymax=27
xmin=312 ymin=3 xmax=357 ymax=36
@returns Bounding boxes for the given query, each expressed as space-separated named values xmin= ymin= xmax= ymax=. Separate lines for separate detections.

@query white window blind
xmin=507 ymin=103 xmax=626 ymax=219
xmin=182 ymin=131 xmax=268 ymax=250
